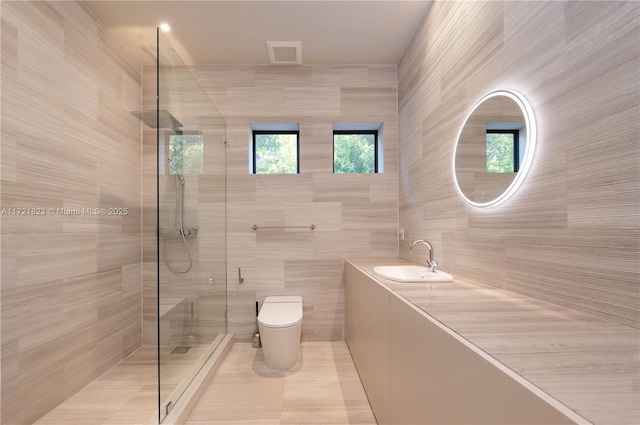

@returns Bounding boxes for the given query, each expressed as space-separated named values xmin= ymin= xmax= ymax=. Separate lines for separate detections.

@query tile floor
xmin=186 ymin=342 xmax=377 ymax=425
xmin=33 ymin=341 xmax=376 ymax=425
xmin=34 ymin=347 xmax=159 ymax=425
xmin=35 ymin=344 xmax=211 ymax=425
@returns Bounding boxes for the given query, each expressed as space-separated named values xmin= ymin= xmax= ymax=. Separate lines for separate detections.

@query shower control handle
xmin=160 ymin=227 xmax=198 ymax=238
xmin=177 ymin=227 xmax=198 ymax=238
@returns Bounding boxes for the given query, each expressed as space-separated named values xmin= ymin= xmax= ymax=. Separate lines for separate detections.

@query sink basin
xmin=373 ymin=265 xmax=453 ymax=284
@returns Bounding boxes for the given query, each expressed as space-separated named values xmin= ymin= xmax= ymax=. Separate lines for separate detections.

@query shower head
xmin=131 ymin=109 xmax=183 ymax=134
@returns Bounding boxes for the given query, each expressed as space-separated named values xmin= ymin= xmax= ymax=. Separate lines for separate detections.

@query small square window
xmin=486 ymin=130 xmax=519 ymax=173
xmin=333 ymin=131 xmax=378 ymax=174
xmin=169 ymin=133 xmax=203 ymax=175
xmin=252 ymin=131 xmax=299 ymax=174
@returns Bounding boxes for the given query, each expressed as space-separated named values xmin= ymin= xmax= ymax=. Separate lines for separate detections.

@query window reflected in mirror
xmin=486 ymin=130 xmax=519 ymax=173
xmin=453 ymin=90 xmax=536 ymax=207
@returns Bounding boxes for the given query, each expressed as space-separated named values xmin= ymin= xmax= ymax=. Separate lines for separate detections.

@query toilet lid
xmin=258 ymin=298 xmax=303 ymax=328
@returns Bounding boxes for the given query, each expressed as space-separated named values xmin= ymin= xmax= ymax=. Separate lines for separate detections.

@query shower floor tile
xmin=33 ymin=347 xmax=159 ymax=425
xmin=34 ymin=344 xmax=212 ymax=425
xmin=186 ymin=341 xmax=377 ymax=425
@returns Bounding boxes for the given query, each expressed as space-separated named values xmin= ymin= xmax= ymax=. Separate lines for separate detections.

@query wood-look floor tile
xmin=34 ymin=346 xmax=221 ymax=425
xmin=186 ymin=342 xmax=376 ymax=425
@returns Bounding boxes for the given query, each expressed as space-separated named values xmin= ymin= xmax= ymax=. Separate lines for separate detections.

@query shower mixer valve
xmin=179 ymin=227 xmax=198 ymax=237
xmin=161 ymin=226 xmax=198 ymax=238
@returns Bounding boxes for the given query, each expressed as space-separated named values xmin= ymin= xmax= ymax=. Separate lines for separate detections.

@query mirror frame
xmin=452 ymin=90 xmax=537 ymax=208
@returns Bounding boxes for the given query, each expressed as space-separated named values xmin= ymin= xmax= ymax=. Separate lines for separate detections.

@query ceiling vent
xmin=266 ymin=41 xmax=302 ymax=65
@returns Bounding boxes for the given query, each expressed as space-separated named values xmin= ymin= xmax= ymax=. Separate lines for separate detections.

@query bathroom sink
xmin=373 ymin=265 xmax=453 ymax=284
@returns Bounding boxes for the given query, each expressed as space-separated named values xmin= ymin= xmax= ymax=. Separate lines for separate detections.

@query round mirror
xmin=452 ymin=90 xmax=536 ymax=207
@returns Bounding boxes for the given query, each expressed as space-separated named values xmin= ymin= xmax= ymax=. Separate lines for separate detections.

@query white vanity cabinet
xmin=344 ymin=261 xmax=577 ymax=425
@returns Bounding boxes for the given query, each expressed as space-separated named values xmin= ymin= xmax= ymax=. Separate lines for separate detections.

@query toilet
xmin=258 ymin=296 xmax=303 ymax=370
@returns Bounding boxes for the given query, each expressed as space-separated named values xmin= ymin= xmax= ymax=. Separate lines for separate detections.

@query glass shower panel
xmin=157 ymin=29 xmax=227 ymax=422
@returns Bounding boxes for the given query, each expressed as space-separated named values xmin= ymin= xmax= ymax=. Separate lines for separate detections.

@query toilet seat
xmin=258 ymin=296 xmax=303 ymax=328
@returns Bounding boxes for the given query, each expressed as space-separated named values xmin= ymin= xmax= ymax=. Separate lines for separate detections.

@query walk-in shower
xmin=151 ymin=28 xmax=228 ymax=422
xmin=120 ymin=27 xmax=230 ymax=423
xmin=1 ymin=1 xmax=230 ymax=421
xmin=71 ymin=23 xmax=230 ymax=421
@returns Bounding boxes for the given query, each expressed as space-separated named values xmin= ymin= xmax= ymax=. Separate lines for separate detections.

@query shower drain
xmin=171 ymin=346 xmax=191 ymax=354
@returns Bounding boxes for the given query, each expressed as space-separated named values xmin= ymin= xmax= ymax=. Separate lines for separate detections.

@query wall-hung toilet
xmin=258 ymin=296 xmax=303 ymax=370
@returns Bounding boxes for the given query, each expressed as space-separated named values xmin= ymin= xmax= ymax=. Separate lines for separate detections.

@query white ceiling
xmin=83 ymin=0 xmax=433 ymax=66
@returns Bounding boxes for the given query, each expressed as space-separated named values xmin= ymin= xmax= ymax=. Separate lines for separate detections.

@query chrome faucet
xmin=409 ymin=239 xmax=438 ymax=272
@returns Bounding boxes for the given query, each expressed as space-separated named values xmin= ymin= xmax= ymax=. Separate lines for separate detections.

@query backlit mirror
xmin=453 ymin=90 xmax=536 ymax=207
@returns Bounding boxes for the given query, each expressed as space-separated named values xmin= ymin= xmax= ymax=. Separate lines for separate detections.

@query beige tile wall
xmin=191 ymin=64 xmax=399 ymax=341
xmin=0 ymin=1 xmax=142 ymax=423
xmin=398 ymin=1 xmax=639 ymax=328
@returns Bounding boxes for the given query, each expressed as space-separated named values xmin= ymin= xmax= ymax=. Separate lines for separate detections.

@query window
xmin=252 ymin=131 xmax=299 ymax=174
xmin=486 ymin=130 xmax=519 ymax=173
xmin=168 ymin=133 xmax=203 ymax=175
xmin=333 ymin=130 xmax=378 ymax=174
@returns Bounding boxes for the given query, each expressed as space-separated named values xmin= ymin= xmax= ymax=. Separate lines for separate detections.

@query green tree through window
xmin=253 ymin=132 xmax=299 ymax=174
xmin=486 ymin=132 xmax=515 ymax=173
xmin=169 ymin=134 xmax=203 ymax=175
xmin=334 ymin=132 xmax=377 ymax=173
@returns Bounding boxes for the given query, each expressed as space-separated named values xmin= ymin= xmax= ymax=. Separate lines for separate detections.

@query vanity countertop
xmin=346 ymin=258 xmax=640 ymax=425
